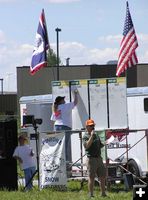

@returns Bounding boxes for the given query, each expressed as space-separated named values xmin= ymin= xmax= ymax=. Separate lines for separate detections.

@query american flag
xmin=30 ymin=9 xmax=49 ymax=75
xmin=116 ymin=1 xmax=138 ymax=77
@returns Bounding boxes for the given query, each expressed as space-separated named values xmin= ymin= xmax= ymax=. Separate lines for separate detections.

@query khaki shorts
xmin=86 ymin=157 xmax=106 ymax=178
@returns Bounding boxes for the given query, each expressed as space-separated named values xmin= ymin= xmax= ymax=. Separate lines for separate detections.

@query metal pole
xmin=79 ymin=131 xmax=83 ymax=177
xmin=55 ymin=28 xmax=61 ymax=81
xmin=0 ymin=78 xmax=3 ymax=94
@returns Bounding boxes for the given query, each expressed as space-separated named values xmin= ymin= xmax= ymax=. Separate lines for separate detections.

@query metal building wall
xmin=137 ymin=64 xmax=148 ymax=87
xmin=0 ymin=94 xmax=17 ymax=116
xmin=17 ymin=64 xmax=148 ymax=101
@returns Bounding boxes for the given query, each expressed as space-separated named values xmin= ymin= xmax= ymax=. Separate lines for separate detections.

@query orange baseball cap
xmin=85 ymin=119 xmax=95 ymax=126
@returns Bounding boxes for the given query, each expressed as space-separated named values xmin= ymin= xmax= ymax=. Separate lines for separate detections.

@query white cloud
xmin=98 ymin=34 xmax=122 ymax=44
xmin=138 ymin=33 xmax=148 ymax=43
xmin=0 ymin=30 xmax=6 ymax=44
xmin=89 ymin=48 xmax=118 ymax=63
xmin=139 ymin=50 xmax=148 ymax=63
xmin=0 ymin=35 xmax=33 ymax=91
xmin=98 ymin=33 xmax=148 ymax=45
xmin=55 ymin=41 xmax=118 ymax=65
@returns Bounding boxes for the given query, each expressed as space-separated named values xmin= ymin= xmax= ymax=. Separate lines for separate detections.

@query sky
xmin=0 ymin=0 xmax=148 ymax=92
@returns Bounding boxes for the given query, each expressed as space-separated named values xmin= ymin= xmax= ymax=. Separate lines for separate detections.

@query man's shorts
xmin=86 ymin=157 xmax=106 ymax=178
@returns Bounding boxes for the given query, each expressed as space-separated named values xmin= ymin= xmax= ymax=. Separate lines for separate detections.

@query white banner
xmin=39 ymin=133 xmax=67 ymax=188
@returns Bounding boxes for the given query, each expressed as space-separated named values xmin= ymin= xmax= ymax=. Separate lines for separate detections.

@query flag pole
xmin=55 ymin=28 xmax=61 ymax=81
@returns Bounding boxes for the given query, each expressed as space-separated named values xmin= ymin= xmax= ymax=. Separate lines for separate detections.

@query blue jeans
xmin=24 ymin=166 xmax=36 ymax=190
xmin=54 ymin=125 xmax=72 ymax=163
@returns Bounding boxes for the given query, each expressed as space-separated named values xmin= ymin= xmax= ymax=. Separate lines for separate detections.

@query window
xmin=144 ymin=98 xmax=148 ymax=112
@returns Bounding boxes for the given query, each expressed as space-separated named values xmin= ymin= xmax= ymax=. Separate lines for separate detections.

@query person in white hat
xmin=13 ymin=134 xmax=36 ymax=191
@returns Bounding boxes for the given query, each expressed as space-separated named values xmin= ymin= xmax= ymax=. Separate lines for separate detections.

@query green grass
xmin=0 ymin=180 xmax=132 ymax=200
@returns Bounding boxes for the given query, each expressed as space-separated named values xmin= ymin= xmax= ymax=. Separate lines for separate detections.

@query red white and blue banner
xmin=116 ymin=1 xmax=138 ymax=77
xmin=30 ymin=9 xmax=49 ymax=75
xmin=39 ymin=133 xmax=67 ymax=189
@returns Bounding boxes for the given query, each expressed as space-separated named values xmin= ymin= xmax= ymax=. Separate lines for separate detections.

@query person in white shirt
xmin=13 ymin=134 xmax=36 ymax=191
xmin=51 ymin=90 xmax=78 ymax=165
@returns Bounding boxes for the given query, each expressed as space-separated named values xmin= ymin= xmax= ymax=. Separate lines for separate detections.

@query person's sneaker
xmin=101 ymin=193 xmax=107 ymax=197
xmin=88 ymin=193 xmax=94 ymax=198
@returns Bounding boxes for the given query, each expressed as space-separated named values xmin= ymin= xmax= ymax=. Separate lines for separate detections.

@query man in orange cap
xmin=83 ymin=119 xmax=107 ymax=198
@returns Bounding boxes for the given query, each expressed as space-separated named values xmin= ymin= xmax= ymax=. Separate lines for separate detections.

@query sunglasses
xmin=88 ymin=125 xmax=95 ymax=127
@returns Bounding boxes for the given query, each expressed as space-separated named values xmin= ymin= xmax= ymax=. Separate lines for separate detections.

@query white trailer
xmin=19 ymin=94 xmax=53 ymax=133
xmin=19 ymin=84 xmax=148 ymax=179
xmin=107 ymin=87 xmax=148 ymax=179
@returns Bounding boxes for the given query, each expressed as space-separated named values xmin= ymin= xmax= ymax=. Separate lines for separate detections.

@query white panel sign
xmin=52 ymin=78 xmax=128 ymax=130
xmin=89 ymin=79 xmax=108 ymax=129
xmin=52 ymin=81 xmax=70 ymax=103
xmin=108 ymin=77 xmax=128 ymax=129
xmin=70 ymin=80 xmax=89 ymax=130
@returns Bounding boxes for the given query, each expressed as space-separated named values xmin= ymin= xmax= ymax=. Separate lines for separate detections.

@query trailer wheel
xmin=127 ymin=160 xmax=140 ymax=177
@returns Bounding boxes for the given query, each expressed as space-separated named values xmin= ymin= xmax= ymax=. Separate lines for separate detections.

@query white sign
xmin=39 ymin=133 xmax=67 ymax=188
xmin=70 ymin=80 xmax=89 ymax=129
xmin=89 ymin=79 xmax=108 ymax=129
xmin=52 ymin=81 xmax=70 ymax=102
xmin=52 ymin=77 xmax=128 ymax=130
xmin=108 ymin=77 xmax=128 ymax=129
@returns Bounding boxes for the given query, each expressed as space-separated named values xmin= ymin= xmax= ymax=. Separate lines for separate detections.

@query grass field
xmin=0 ymin=180 xmax=132 ymax=200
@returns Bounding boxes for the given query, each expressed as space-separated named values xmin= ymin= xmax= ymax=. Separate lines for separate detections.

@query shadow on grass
xmin=67 ymin=179 xmax=88 ymax=192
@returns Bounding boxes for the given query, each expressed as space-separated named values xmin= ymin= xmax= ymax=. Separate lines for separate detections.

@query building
xmin=0 ymin=94 xmax=17 ymax=120
xmin=17 ymin=63 xmax=148 ymax=102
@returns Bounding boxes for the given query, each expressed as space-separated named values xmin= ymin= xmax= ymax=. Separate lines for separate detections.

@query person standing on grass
xmin=13 ymin=134 xmax=36 ymax=191
xmin=83 ymin=119 xmax=107 ymax=198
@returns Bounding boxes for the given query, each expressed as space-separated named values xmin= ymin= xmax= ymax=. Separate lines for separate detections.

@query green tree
xmin=47 ymin=48 xmax=62 ymax=66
